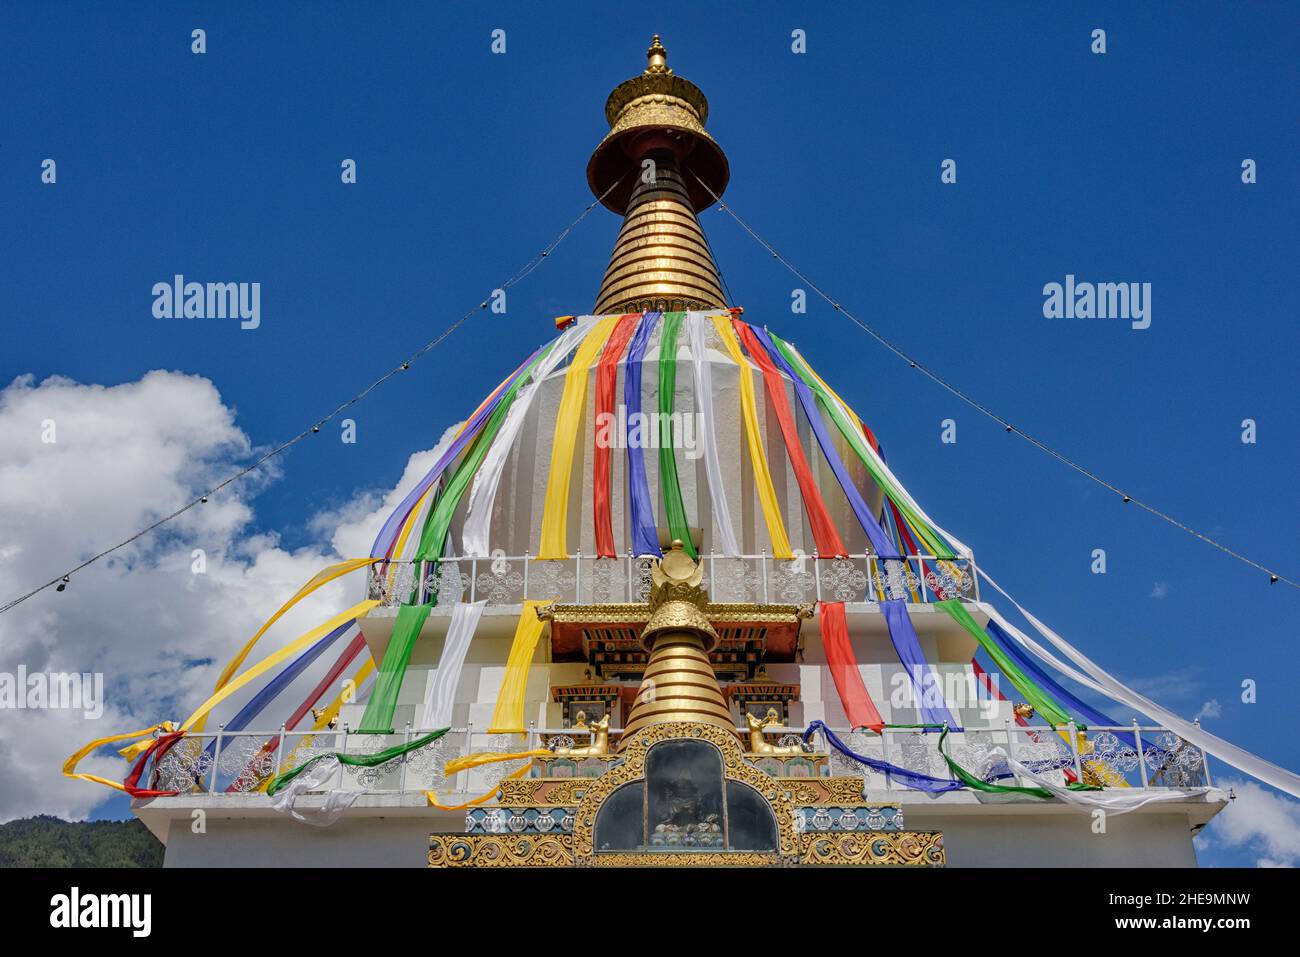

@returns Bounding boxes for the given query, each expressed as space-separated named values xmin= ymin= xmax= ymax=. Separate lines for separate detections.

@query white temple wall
xmin=912 ymin=809 xmax=1200 ymax=867
xmin=152 ymin=805 xmax=1203 ymax=868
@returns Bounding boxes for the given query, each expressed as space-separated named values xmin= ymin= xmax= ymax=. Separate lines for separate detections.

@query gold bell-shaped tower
xmin=589 ymin=36 xmax=730 ymax=316
xmin=620 ymin=541 xmax=735 ymax=743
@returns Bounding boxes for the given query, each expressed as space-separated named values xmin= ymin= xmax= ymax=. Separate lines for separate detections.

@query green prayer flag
xmin=357 ymin=602 xmax=433 ymax=733
xmin=657 ymin=312 xmax=695 ymax=556
xmin=416 ymin=345 xmax=551 ymax=564
xmin=768 ymin=332 xmax=954 ymax=560
xmin=935 ymin=598 xmax=1072 ymax=726
xmin=267 ymin=727 xmax=450 ymax=796
xmin=937 ymin=728 xmax=1099 ymax=799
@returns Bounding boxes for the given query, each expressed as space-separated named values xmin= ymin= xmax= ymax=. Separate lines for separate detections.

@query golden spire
xmin=619 ymin=541 xmax=736 ymax=745
xmin=588 ymin=36 xmax=730 ymax=315
xmin=645 ymin=34 xmax=671 ymax=75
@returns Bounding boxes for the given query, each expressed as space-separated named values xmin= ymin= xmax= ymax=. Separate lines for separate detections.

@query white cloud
xmin=322 ymin=421 xmax=462 ymax=560
xmin=0 ymin=371 xmax=441 ymax=821
xmin=1193 ymin=699 xmax=1222 ymax=722
xmin=1126 ymin=667 xmax=1201 ymax=702
xmin=1205 ymin=778 xmax=1300 ymax=867
xmin=1148 ymin=581 xmax=1170 ymax=599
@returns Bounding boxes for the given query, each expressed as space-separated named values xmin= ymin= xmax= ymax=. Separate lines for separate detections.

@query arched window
xmin=593 ymin=739 xmax=778 ymax=853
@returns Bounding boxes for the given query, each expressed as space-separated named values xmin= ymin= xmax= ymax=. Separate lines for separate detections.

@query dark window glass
xmin=593 ymin=739 xmax=776 ymax=854
xmin=593 ymin=782 xmax=645 ymax=851
xmin=645 ymin=740 xmax=726 ymax=849
xmin=725 ymin=780 xmax=779 ymax=850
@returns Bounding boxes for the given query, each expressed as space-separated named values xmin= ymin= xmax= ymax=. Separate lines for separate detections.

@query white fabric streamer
xmin=269 ymin=755 xmax=360 ymax=827
xmin=758 ymin=346 xmax=1277 ymax=798
xmin=462 ymin=317 xmax=598 ymax=556
xmin=975 ymin=601 xmax=1112 ymax=699
xmin=990 ymin=747 xmax=1211 ymax=814
xmin=981 ymin=570 xmax=1300 ymax=799
xmin=786 ymin=340 xmax=973 ymax=559
xmin=417 ymin=600 xmax=487 ymax=729
xmin=687 ymin=313 xmax=741 ymax=556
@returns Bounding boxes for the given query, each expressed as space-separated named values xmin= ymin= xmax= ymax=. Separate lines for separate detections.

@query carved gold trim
xmin=605 ymin=73 xmax=709 ymax=127
xmin=429 ymin=834 xmax=574 ymax=868
xmin=798 ymin=831 xmax=946 ymax=867
xmin=587 ymin=851 xmax=781 ymax=868
xmin=778 ymin=776 xmax=867 ymax=805
xmin=547 ymin=602 xmax=807 ymax=625
xmin=498 ymin=777 xmax=592 ymax=807
xmin=427 ymin=828 xmax=943 ymax=867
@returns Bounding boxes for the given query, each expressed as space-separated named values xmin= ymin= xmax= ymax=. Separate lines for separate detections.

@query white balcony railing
xmin=145 ymin=721 xmax=1209 ymax=801
xmin=366 ymin=552 xmax=980 ymax=609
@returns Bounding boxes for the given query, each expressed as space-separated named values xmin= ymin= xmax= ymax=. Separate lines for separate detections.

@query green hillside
xmin=0 ymin=815 xmax=163 ymax=868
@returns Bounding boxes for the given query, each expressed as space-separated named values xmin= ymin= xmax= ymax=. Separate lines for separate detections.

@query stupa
xmin=102 ymin=36 xmax=1244 ymax=868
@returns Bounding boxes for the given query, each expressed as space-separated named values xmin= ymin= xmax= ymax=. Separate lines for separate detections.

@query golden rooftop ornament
xmin=619 ymin=541 xmax=735 ymax=743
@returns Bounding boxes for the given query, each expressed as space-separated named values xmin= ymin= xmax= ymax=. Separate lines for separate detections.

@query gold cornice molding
xmin=542 ymin=601 xmax=810 ymax=626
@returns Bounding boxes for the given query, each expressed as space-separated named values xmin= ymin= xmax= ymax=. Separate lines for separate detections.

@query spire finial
xmin=645 ymin=34 xmax=671 ymax=75
xmin=588 ymin=36 xmax=731 ymax=314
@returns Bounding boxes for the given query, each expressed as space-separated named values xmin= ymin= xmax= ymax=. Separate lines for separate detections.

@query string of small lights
xmin=694 ymin=171 xmax=1297 ymax=591
xmin=0 ymin=176 xmax=626 ymax=616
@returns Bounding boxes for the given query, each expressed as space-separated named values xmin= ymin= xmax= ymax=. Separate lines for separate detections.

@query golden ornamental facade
xmin=430 ymin=543 xmax=944 ymax=868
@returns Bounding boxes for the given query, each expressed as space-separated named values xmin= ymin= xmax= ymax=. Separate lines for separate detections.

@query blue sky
xmin=2 ymin=4 xmax=1297 ymax=864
